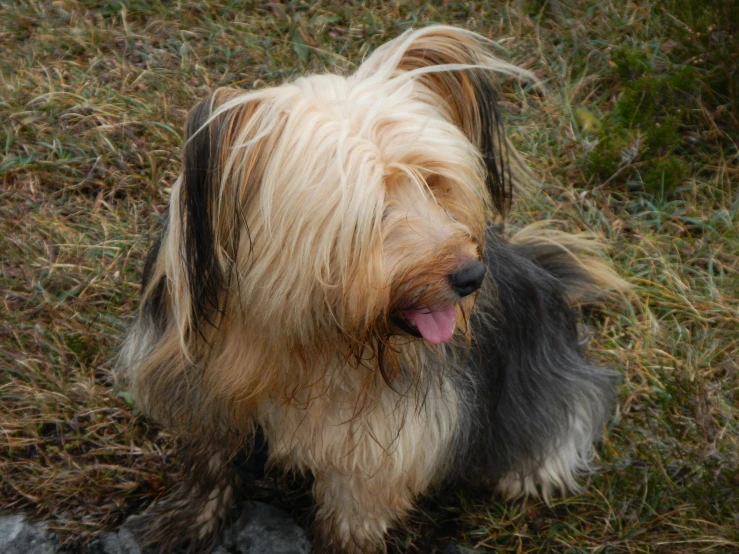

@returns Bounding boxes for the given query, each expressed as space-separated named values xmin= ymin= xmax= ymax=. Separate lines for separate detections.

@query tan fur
xmin=117 ymin=26 xmax=619 ymax=553
xmin=260 ymin=347 xmax=459 ymax=553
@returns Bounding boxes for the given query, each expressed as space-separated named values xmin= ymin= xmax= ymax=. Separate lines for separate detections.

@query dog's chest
xmin=257 ymin=366 xmax=461 ymax=484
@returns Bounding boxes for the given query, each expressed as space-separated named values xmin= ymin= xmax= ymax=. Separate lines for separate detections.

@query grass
xmin=1 ymin=0 xmax=737 ymax=552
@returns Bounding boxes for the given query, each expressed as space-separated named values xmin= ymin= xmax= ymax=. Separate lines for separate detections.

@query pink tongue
xmin=403 ymin=305 xmax=457 ymax=345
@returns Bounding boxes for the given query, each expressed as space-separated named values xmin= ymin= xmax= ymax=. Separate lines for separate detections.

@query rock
xmin=0 ymin=501 xmax=309 ymax=554
xmin=87 ymin=527 xmax=145 ymax=554
xmin=219 ymin=502 xmax=310 ymax=554
xmin=88 ymin=516 xmax=163 ymax=554
xmin=89 ymin=502 xmax=309 ymax=554
xmin=0 ymin=515 xmax=57 ymax=554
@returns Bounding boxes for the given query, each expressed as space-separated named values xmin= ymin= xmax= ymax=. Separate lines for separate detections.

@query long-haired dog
xmin=118 ymin=26 xmax=625 ymax=553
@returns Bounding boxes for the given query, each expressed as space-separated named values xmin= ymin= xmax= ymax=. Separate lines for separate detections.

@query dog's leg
xmin=493 ymin=394 xmax=608 ymax=501
xmin=311 ymin=471 xmax=418 ymax=554
xmin=306 ymin=393 xmax=457 ymax=554
xmin=130 ymin=445 xmax=240 ymax=553
xmin=262 ymin=372 xmax=459 ymax=554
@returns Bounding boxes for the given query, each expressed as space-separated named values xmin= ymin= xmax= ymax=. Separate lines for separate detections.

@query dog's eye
xmin=427 ymin=175 xmax=451 ymax=196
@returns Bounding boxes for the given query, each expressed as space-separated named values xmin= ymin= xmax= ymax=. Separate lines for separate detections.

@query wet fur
xmin=117 ymin=26 xmax=625 ymax=553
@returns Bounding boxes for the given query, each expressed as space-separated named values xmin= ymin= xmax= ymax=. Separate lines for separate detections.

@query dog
xmin=117 ymin=25 xmax=625 ymax=553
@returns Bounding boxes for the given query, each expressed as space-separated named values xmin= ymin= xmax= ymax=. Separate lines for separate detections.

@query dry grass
xmin=1 ymin=1 xmax=738 ymax=552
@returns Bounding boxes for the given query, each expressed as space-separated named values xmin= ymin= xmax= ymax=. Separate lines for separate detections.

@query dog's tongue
xmin=403 ymin=305 xmax=457 ymax=345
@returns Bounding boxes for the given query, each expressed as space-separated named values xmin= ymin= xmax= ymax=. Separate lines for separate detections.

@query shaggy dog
xmin=118 ymin=25 xmax=624 ymax=553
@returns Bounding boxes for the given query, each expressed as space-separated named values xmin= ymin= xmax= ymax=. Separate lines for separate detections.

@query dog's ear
xmin=166 ymin=89 xmax=281 ymax=350
xmin=357 ymin=26 xmax=539 ymax=216
xmin=178 ymin=89 xmax=239 ymax=338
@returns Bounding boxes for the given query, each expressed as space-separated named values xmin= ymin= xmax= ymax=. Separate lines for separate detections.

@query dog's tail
xmin=508 ymin=222 xmax=629 ymax=306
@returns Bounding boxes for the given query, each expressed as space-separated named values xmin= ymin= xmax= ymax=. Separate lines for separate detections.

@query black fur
xmin=472 ymin=71 xmax=512 ymax=217
xmin=451 ymin=229 xmax=617 ymax=485
xmin=140 ymin=237 xmax=167 ymax=334
xmin=403 ymin=42 xmax=512 ymax=217
xmin=182 ymin=96 xmax=226 ymax=336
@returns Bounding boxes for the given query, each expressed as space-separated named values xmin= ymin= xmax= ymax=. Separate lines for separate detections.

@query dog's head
xmin=156 ymin=26 xmax=535 ymax=363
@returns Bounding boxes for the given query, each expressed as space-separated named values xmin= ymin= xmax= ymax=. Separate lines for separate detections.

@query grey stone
xmin=117 ymin=526 xmax=147 ymax=554
xmin=87 ymin=527 xmax=144 ymax=554
xmin=0 ymin=516 xmax=25 ymax=548
xmin=0 ymin=501 xmax=310 ymax=553
xmin=87 ymin=532 xmax=123 ymax=554
xmin=0 ymin=515 xmax=57 ymax=554
xmin=219 ymin=502 xmax=310 ymax=554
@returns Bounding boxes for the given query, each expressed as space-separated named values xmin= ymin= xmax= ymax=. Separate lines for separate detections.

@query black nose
xmin=449 ymin=260 xmax=486 ymax=297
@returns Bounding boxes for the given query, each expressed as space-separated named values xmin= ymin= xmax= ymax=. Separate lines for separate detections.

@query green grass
xmin=1 ymin=1 xmax=738 ymax=552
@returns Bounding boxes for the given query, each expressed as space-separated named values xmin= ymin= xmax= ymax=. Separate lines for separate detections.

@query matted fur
xmin=117 ymin=25 xmax=625 ymax=553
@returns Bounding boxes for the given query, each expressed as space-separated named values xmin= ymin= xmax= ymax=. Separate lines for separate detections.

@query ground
xmin=1 ymin=1 xmax=738 ymax=553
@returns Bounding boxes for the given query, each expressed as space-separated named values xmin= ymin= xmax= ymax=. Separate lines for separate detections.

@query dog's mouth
xmin=391 ymin=305 xmax=457 ymax=345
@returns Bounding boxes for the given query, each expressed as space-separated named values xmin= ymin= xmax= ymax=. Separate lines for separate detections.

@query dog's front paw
xmin=312 ymin=517 xmax=389 ymax=554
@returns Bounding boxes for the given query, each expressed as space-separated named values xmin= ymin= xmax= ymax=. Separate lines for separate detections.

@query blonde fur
xmin=118 ymin=25 xmax=623 ymax=554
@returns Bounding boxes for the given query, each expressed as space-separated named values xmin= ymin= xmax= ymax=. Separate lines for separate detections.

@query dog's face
xmin=381 ymin=167 xmax=485 ymax=345
xmin=165 ymin=27 xmax=530 ymax=355
xmin=278 ymin=72 xmax=491 ymax=347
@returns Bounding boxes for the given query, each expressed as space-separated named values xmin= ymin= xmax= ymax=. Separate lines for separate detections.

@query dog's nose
xmin=449 ymin=261 xmax=486 ymax=297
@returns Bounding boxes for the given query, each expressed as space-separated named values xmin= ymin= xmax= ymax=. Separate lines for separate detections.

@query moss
xmin=611 ymin=46 xmax=651 ymax=80
xmin=584 ymin=118 xmax=635 ymax=182
xmin=663 ymin=0 xmax=739 ymax=116
xmin=642 ymin=155 xmax=689 ymax=193
xmin=585 ymin=44 xmax=705 ymax=193
xmin=519 ymin=0 xmax=550 ymax=17
xmin=581 ymin=0 xmax=737 ymax=195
